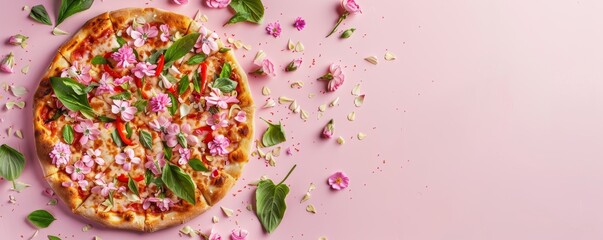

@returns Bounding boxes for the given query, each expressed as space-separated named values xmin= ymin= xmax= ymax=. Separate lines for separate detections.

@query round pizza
xmin=32 ymin=8 xmax=254 ymax=232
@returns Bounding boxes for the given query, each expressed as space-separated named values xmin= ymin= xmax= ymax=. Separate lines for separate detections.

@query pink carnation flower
xmin=294 ymin=17 xmax=306 ymax=31
xmin=115 ymin=148 xmax=141 ymax=171
xmin=132 ymin=62 xmax=156 ymax=78
xmin=206 ymin=0 xmax=231 ymax=8
xmin=328 ymin=171 xmax=350 ymax=190
xmin=208 ymin=134 xmax=230 ymax=156
xmin=50 ymin=142 xmax=71 ymax=168
xmin=112 ymin=44 xmax=137 ymax=68
xmin=318 ymin=64 xmax=345 ymax=92
xmin=150 ymin=93 xmax=172 ymax=113
xmin=266 ymin=22 xmax=282 ymax=38
xmin=321 ymin=119 xmax=335 ymax=138
xmin=74 ymin=119 xmax=101 ymax=145
xmin=128 ymin=24 xmax=158 ymax=47
xmin=111 ymin=99 xmax=137 ymax=122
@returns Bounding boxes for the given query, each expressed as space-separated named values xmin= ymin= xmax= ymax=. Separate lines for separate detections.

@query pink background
xmin=1 ymin=0 xmax=602 ymax=239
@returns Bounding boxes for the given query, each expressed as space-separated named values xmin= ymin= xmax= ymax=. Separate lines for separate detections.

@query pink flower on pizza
xmin=115 ymin=148 xmax=141 ymax=171
xmin=266 ymin=22 xmax=282 ymax=37
xmin=150 ymin=93 xmax=172 ymax=113
xmin=234 ymin=110 xmax=246 ymax=123
xmin=112 ymin=44 xmax=137 ymax=68
xmin=177 ymin=147 xmax=191 ymax=165
xmin=205 ymin=88 xmax=240 ymax=110
xmin=82 ymin=148 xmax=105 ymax=167
xmin=111 ymin=99 xmax=137 ymax=122
xmin=77 ymin=180 xmax=89 ymax=191
xmin=129 ymin=23 xmax=158 ymax=47
xmin=318 ymin=64 xmax=345 ymax=92
xmin=114 ymin=76 xmax=133 ymax=85
xmin=132 ymin=62 xmax=157 ymax=78
xmin=95 ymin=73 xmax=115 ymax=95
xmin=207 ymin=112 xmax=228 ymax=130
xmin=231 ymin=229 xmax=248 ymax=240
xmin=159 ymin=24 xmax=171 ymax=42
xmin=144 ymin=197 xmax=174 ymax=211
xmin=145 ymin=152 xmax=166 ymax=175
xmin=208 ymin=134 xmax=230 ymax=156
xmin=206 ymin=0 xmax=231 ymax=8
xmin=195 ymin=26 xmax=219 ymax=55
xmin=61 ymin=61 xmax=92 ymax=84
xmin=165 ymin=123 xmax=199 ymax=148
xmin=50 ymin=142 xmax=71 ymax=168
xmin=74 ymin=119 xmax=101 ymax=145
xmin=92 ymin=179 xmax=117 ymax=197
xmin=328 ymin=171 xmax=350 ymax=190
xmin=148 ymin=115 xmax=172 ymax=132
xmin=65 ymin=160 xmax=91 ymax=181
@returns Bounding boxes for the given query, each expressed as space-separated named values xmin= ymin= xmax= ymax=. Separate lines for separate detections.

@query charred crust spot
xmin=238 ymin=125 xmax=249 ymax=137
xmin=229 ymin=150 xmax=243 ymax=163
xmin=124 ymin=212 xmax=134 ymax=222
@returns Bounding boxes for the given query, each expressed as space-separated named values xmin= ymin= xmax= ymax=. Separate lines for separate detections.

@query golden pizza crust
xmin=46 ymin=172 xmax=87 ymax=210
xmin=144 ymin=190 xmax=211 ymax=232
xmin=75 ymin=206 xmax=146 ymax=231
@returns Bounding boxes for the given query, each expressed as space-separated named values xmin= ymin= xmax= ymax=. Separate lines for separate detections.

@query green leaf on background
xmin=226 ymin=0 xmax=264 ymax=25
xmin=162 ymin=164 xmax=196 ymax=204
xmin=260 ymin=118 xmax=286 ymax=147
xmin=48 ymin=235 xmax=62 ymax=240
xmin=29 ymin=5 xmax=52 ymax=26
xmin=56 ymin=0 xmax=94 ymax=26
xmin=27 ymin=210 xmax=56 ymax=228
xmin=0 ymin=144 xmax=25 ymax=181
xmin=255 ymin=165 xmax=296 ymax=233
xmin=62 ymin=125 xmax=74 ymax=144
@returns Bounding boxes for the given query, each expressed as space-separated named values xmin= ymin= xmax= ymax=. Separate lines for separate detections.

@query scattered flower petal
xmin=262 ymin=98 xmax=276 ymax=108
xmin=330 ymin=97 xmax=340 ymax=107
xmin=318 ymin=104 xmax=327 ymax=112
xmin=11 ymin=180 xmax=30 ymax=192
xmin=385 ymin=51 xmax=397 ymax=61
xmin=300 ymin=192 xmax=311 ymax=203
xmin=10 ymin=86 xmax=27 ymax=97
xmin=21 ymin=65 xmax=29 ymax=74
xmin=287 ymin=39 xmax=295 ymax=50
xmin=354 ymin=94 xmax=365 ymax=107
xmin=347 ymin=111 xmax=356 ymax=121
xmin=295 ymin=41 xmax=305 ymax=52
xmin=262 ymin=86 xmax=271 ymax=96
xmin=322 ymin=119 xmax=335 ymax=138
xmin=82 ymin=224 xmax=93 ymax=232
xmin=221 ymin=206 xmax=234 ymax=217
xmin=278 ymin=96 xmax=294 ymax=104
xmin=290 ymin=81 xmax=304 ymax=89
xmin=357 ymin=132 xmax=366 ymax=140
xmin=365 ymin=56 xmax=378 ymax=65
xmin=306 ymin=204 xmax=317 ymax=213
xmin=206 ymin=0 xmax=231 ymax=8
xmin=212 ymin=216 xmax=219 ymax=223
xmin=301 ymin=109 xmax=309 ymax=120
xmin=1 ymin=52 xmax=15 ymax=73
xmin=52 ymin=27 xmax=69 ymax=35
xmin=180 ymin=226 xmax=197 ymax=237
xmin=8 ymin=34 xmax=28 ymax=48
xmin=352 ymin=84 xmax=361 ymax=96
xmin=336 ymin=136 xmax=345 ymax=144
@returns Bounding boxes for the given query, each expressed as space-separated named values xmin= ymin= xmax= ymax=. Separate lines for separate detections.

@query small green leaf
xmin=220 ymin=62 xmax=232 ymax=78
xmin=133 ymin=100 xmax=147 ymax=113
xmin=110 ymin=91 xmax=132 ymax=100
xmin=48 ymin=235 xmax=62 ymax=240
xmin=188 ymin=158 xmax=209 ymax=172
xmin=27 ymin=210 xmax=56 ymax=228
xmin=128 ymin=174 xmax=140 ymax=196
xmin=62 ymin=125 xmax=74 ymax=145
xmin=178 ymin=75 xmax=190 ymax=95
xmin=29 ymin=5 xmax=52 ymax=26
xmin=56 ymin=0 xmax=94 ymax=26
xmin=108 ymin=190 xmax=114 ymax=205
xmin=145 ymin=169 xmax=154 ymax=185
xmin=0 ymin=144 xmax=26 ymax=181
xmin=340 ymin=28 xmax=356 ymax=39
xmin=111 ymin=129 xmax=123 ymax=148
xmin=116 ymin=36 xmax=127 ymax=47
xmin=164 ymin=33 xmax=201 ymax=64
xmin=219 ymin=48 xmax=231 ymax=53
xmin=192 ymin=69 xmax=201 ymax=93
xmin=139 ymin=130 xmax=153 ymax=150
xmin=162 ymin=164 xmax=196 ymax=204
xmin=163 ymin=142 xmax=173 ymax=160
xmin=212 ymin=78 xmax=238 ymax=93
xmin=226 ymin=11 xmax=252 ymax=25
xmin=125 ymin=122 xmax=133 ymax=138
xmin=255 ymin=165 xmax=297 ymax=233
xmin=147 ymin=50 xmax=165 ymax=64
xmin=98 ymin=115 xmax=116 ymax=122
xmin=261 ymin=118 xmax=286 ymax=147
xmin=227 ymin=0 xmax=264 ymax=24
xmin=167 ymin=92 xmax=178 ymax=115
xmin=177 ymin=133 xmax=188 ymax=148
xmin=91 ymin=55 xmax=108 ymax=64
xmin=186 ymin=53 xmax=207 ymax=65
xmin=208 ymin=106 xmax=219 ymax=115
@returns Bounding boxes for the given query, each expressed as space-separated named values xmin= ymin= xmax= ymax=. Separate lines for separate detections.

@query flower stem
xmin=277 ymin=164 xmax=297 ymax=185
xmin=326 ymin=12 xmax=349 ymax=38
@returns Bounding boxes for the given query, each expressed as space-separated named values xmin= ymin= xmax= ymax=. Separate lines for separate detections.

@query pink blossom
xmin=148 ymin=116 xmax=172 ymax=132
xmin=234 ymin=110 xmax=247 ymax=123
xmin=206 ymin=0 xmax=231 ymax=8
xmin=8 ymin=34 xmax=28 ymax=48
xmin=143 ymin=197 xmax=174 ymax=211
xmin=177 ymin=147 xmax=191 ymax=165
xmin=208 ymin=134 xmax=230 ymax=156
xmin=195 ymin=26 xmax=219 ymax=55
xmin=82 ymin=148 xmax=105 ymax=167
xmin=266 ymin=22 xmax=282 ymax=38
xmin=74 ymin=119 xmax=101 ymax=145
xmin=285 ymin=58 xmax=302 ymax=72
xmin=165 ymin=123 xmax=199 ymax=148
xmin=172 ymin=0 xmax=189 ymax=5
xmin=50 ymin=142 xmax=71 ymax=168
xmin=160 ymin=74 xmax=173 ymax=89
xmin=159 ymin=24 xmax=171 ymax=42
xmin=328 ymin=171 xmax=350 ymax=190
xmin=208 ymin=228 xmax=222 ymax=240
xmin=62 ymin=182 xmax=72 ymax=187
xmin=145 ymin=152 xmax=166 ymax=175
xmin=322 ymin=119 xmax=335 ymax=138
xmin=205 ymin=88 xmax=240 ymax=110
xmin=150 ymin=93 xmax=172 ymax=113
xmin=231 ymin=229 xmax=248 ymax=240
xmin=91 ymin=179 xmax=117 ymax=197
xmin=286 ymin=147 xmax=293 ymax=156
xmin=142 ymin=197 xmax=159 ymax=210
xmin=65 ymin=160 xmax=91 ymax=181
xmin=111 ymin=44 xmax=137 ymax=68
xmin=207 ymin=112 xmax=228 ymax=130
xmin=294 ymin=17 xmax=306 ymax=31
xmin=341 ymin=0 xmax=362 ymax=14
xmin=0 ymin=52 xmax=15 ymax=73
xmin=132 ymin=62 xmax=157 ymax=78
xmin=318 ymin=64 xmax=345 ymax=92
xmin=115 ymin=148 xmax=141 ymax=171
xmin=61 ymin=61 xmax=92 ymax=84
xmin=77 ymin=180 xmax=89 ymax=190
xmin=43 ymin=188 xmax=55 ymax=197
xmin=129 ymin=24 xmax=158 ymax=47
xmin=114 ymin=76 xmax=133 ymax=85
xmin=111 ymin=99 xmax=137 ymax=122
xmin=261 ymin=59 xmax=275 ymax=75
xmin=95 ymin=73 xmax=115 ymax=95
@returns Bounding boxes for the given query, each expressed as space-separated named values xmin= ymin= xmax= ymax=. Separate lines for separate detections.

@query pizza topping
xmin=132 ymin=62 xmax=157 ymax=78
xmin=143 ymin=197 xmax=174 ymax=212
xmin=177 ymin=147 xmax=191 ymax=165
xmin=148 ymin=115 xmax=172 ymax=132
xmin=111 ymin=44 xmax=137 ymax=68
xmin=155 ymin=55 xmax=166 ymax=76
xmin=159 ymin=24 xmax=171 ymax=42
xmin=91 ymin=179 xmax=118 ymax=197
xmin=207 ymin=112 xmax=228 ymax=130
xmin=50 ymin=142 xmax=71 ymax=168
xmin=205 ymin=88 xmax=239 ymax=109
xmin=115 ymin=148 xmax=141 ymax=171
xmin=234 ymin=111 xmax=247 ymax=123
xmin=129 ymin=23 xmax=159 ymax=47
xmin=74 ymin=119 xmax=100 ymax=145
xmin=145 ymin=152 xmax=166 ymax=175
xmin=1 ymin=52 xmax=15 ymax=73
xmin=111 ymin=99 xmax=137 ymax=122
xmin=208 ymin=134 xmax=230 ymax=156
xmin=194 ymin=26 xmax=219 ymax=55
xmin=65 ymin=160 xmax=91 ymax=181
xmin=82 ymin=149 xmax=105 ymax=166
xmin=60 ymin=61 xmax=92 ymax=85
xmin=149 ymin=93 xmax=172 ymax=113
xmin=165 ymin=123 xmax=199 ymax=148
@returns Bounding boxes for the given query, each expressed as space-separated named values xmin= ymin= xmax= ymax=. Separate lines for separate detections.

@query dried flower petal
xmin=279 ymin=96 xmax=294 ymax=104
xmin=318 ymin=104 xmax=327 ymax=112
xmin=337 ymin=136 xmax=345 ymax=145
xmin=287 ymin=39 xmax=295 ymax=50
xmin=347 ymin=111 xmax=356 ymax=121
xmin=354 ymin=94 xmax=365 ymax=107
xmin=48 ymin=198 xmax=58 ymax=205
xmin=180 ymin=226 xmax=197 ymax=237
xmin=306 ymin=204 xmax=317 ymax=213
xmin=21 ymin=65 xmax=29 ymax=74
xmin=82 ymin=224 xmax=93 ymax=232
xmin=212 ymin=216 xmax=219 ymax=223
xmin=385 ymin=52 xmax=397 ymax=61
xmin=365 ymin=56 xmax=378 ymax=65
xmin=289 ymin=100 xmax=298 ymax=112
xmin=234 ymin=40 xmax=243 ymax=49
xmin=29 ymin=230 xmax=38 ymax=240
xmin=308 ymin=183 xmax=316 ymax=192
xmin=246 ymin=204 xmax=253 ymax=211
xmin=221 ymin=206 xmax=234 ymax=217
xmin=329 ymin=97 xmax=339 ymax=107
xmin=10 ymin=86 xmax=27 ymax=97
xmin=357 ymin=132 xmax=367 ymax=140
xmin=52 ymin=27 xmax=69 ymax=35
xmin=15 ymin=129 xmax=23 ymax=139
xmin=295 ymin=41 xmax=305 ymax=52
xmin=263 ymin=98 xmax=276 ymax=108
xmin=352 ymin=84 xmax=361 ymax=96
xmin=8 ymin=195 xmax=16 ymax=204
xmin=300 ymin=192 xmax=311 ymax=203
xmin=319 ymin=237 xmax=328 ymax=240
xmin=272 ymin=146 xmax=281 ymax=157
xmin=290 ymin=81 xmax=304 ymax=89
xmin=262 ymin=86 xmax=271 ymax=96
xmin=301 ymin=109 xmax=309 ymax=120
xmin=227 ymin=37 xmax=235 ymax=44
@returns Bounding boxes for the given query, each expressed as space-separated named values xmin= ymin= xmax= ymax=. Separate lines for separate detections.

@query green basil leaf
xmin=186 ymin=53 xmax=207 ymax=65
xmin=29 ymin=5 xmax=52 ymax=26
xmin=220 ymin=62 xmax=232 ymax=78
xmin=27 ymin=210 xmax=56 ymax=228
xmin=108 ymin=190 xmax=114 ymax=205
xmin=148 ymin=50 xmax=165 ymax=64
xmin=192 ymin=69 xmax=201 ymax=93
xmin=188 ymin=158 xmax=209 ymax=172
xmin=128 ymin=174 xmax=140 ymax=196
xmin=167 ymin=92 xmax=178 ymax=115
xmin=116 ymin=36 xmax=126 ymax=47
xmin=56 ymin=0 xmax=94 ymax=26
xmin=163 ymin=142 xmax=173 ymax=160
xmin=145 ymin=169 xmax=153 ymax=185
xmin=139 ymin=130 xmax=153 ymax=150
xmin=111 ymin=129 xmax=123 ymax=148
xmin=91 ymin=55 xmax=108 ymax=64
xmin=62 ymin=125 xmax=74 ymax=145
xmin=212 ymin=78 xmax=238 ymax=93
xmin=164 ymin=33 xmax=201 ymax=64
xmin=98 ymin=115 xmax=116 ymax=122
xmin=255 ymin=165 xmax=296 ymax=233
xmin=227 ymin=0 xmax=264 ymax=24
xmin=47 ymin=109 xmax=66 ymax=123
xmin=133 ymin=99 xmax=147 ymax=113
xmin=162 ymin=163 xmax=196 ymax=204
xmin=226 ymin=11 xmax=252 ymax=25
xmin=261 ymin=118 xmax=286 ymax=147
xmin=48 ymin=235 xmax=62 ymax=240
xmin=50 ymin=77 xmax=95 ymax=119
xmin=125 ymin=122 xmax=133 ymax=138
xmin=178 ymin=75 xmax=190 ymax=95
xmin=0 ymin=144 xmax=26 ymax=181
xmin=177 ymin=133 xmax=187 ymax=148
xmin=208 ymin=106 xmax=219 ymax=115
xmin=110 ymin=91 xmax=131 ymax=100
xmin=83 ymin=82 xmax=98 ymax=93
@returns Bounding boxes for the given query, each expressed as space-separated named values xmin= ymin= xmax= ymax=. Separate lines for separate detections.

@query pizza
xmin=32 ymin=8 xmax=254 ymax=232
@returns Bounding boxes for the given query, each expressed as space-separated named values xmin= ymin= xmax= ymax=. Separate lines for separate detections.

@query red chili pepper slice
xmin=155 ymin=54 xmax=165 ymax=77
xmin=117 ymin=174 xmax=129 ymax=183
xmin=103 ymin=64 xmax=121 ymax=79
xmin=133 ymin=77 xmax=150 ymax=99
xmin=167 ymin=86 xmax=177 ymax=95
xmin=200 ymin=62 xmax=208 ymax=94
xmin=132 ymin=175 xmax=144 ymax=182
xmin=116 ymin=120 xmax=133 ymax=146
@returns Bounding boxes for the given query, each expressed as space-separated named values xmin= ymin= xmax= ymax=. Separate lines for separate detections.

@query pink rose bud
xmin=0 ymin=52 xmax=15 ymax=73
xmin=285 ymin=58 xmax=303 ymax=72
xmin=206 ymin=0 xmax=231 ymax=8
xmin=8 ymin=34 xmax=28 ymax=48
xmin=43 ymin=188 xmax=55 ymax=197
xmin=322 ymin=119 xmax=335 ymax=138
xmin=341 ymin=0 xmax=362 ymax=14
